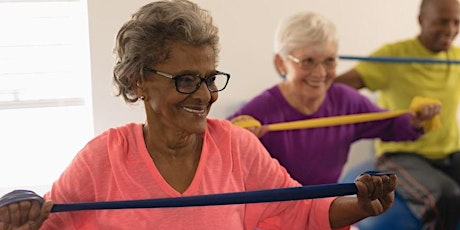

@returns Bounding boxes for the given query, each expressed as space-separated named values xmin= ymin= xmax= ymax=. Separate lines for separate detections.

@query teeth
xmin=306 ymin=80 xmax=323 ymax=87
xmin=182 ymin=106 xmax=205 ymax=114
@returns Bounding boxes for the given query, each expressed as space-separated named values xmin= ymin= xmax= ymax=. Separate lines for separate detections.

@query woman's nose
xmin=309 ymin=62 xmax=327 ymax=76
xmin=191 ymin=81 xmax=212 ymax=100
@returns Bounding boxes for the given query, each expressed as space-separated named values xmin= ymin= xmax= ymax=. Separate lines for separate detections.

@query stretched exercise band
xmin=268 ymin=110 xmax=407 ymax=131
xmin=54 ymin=183 xmax=358 ymax=212
xmin=233 ymin=96 xmax=441 ymax=132
xmin=0 ymin=170 xmax=393 ymax=212
xmin=339 ymin=55 xmax=460 ymax=64
xmin=0 ymin=183 xmax=357 ymax=213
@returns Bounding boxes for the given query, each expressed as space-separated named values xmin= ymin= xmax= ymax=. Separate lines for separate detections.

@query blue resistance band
xmin=0 ymin=183 xmax=357 ymax=213
xmin=339 ymin=55 xmax=460 ymax=64
xmin=0 ymin=172 xmax=392 ymax=213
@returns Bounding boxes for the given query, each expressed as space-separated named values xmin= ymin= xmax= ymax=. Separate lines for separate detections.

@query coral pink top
xmin=42 ymin=119 xmax=345 ymax=230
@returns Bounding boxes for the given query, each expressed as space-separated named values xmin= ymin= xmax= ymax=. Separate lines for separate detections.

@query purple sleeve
xmin=336 ymin=84 xmax=422 ymax=142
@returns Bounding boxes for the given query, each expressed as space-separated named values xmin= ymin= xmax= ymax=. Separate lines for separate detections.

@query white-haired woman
xmin=228 ymin=12 xmax=440 ymax=186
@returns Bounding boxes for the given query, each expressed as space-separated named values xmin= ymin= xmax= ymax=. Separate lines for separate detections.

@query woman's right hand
xmin=231 ymin=115 xmax=269 ymax=138
xmin=0 ymin=200 xmax=53 ymax=230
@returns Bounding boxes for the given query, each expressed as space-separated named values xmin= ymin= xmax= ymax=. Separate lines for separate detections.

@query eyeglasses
xmin=143 ymin=67 xmax=230 ymax=94
xmin=287 ymin=55 xmax=337 ymax=71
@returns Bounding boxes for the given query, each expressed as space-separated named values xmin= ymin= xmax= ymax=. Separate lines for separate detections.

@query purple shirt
xmin=228 ymin=83 xmax=422 ymax=185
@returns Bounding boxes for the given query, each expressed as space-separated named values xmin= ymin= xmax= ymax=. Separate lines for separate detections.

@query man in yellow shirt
xmin=336 ymin=0 xmax=460 ymax=228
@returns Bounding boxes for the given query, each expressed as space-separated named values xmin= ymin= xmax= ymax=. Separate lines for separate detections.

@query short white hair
xmin=274 ymin=12 xmax=338 ymax=57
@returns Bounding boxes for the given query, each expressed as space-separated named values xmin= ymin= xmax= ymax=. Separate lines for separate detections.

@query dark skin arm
xmin=335 ymin=69 xmax=366 ymax=89
xmin=329 ymin=173 xmax=397 ymax=229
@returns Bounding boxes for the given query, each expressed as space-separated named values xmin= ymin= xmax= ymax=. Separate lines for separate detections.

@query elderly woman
xmin=228 ymin=12 xmax=441 ymax=186
xmin=0 ymin=1 xmax=397 ymax=229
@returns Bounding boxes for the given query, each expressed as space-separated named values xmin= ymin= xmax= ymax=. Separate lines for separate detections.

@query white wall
xmin=88 ymin=0 xmax=425 ymax=133
xmin=87 ymin=0 xmax=459 ymax=177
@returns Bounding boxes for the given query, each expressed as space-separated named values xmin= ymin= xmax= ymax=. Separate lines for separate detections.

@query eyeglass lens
xmin=302 ymin=58 xmax=336 ymax=70
xmin=176 ymin=73 xmax=228 ymax=94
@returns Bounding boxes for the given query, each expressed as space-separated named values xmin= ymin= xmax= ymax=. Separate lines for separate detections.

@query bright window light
xmin=0 ymin=0 xmax=93 ymax=196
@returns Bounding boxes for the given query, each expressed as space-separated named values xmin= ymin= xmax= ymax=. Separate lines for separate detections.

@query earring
xmin=139 ymin=95 xmax=145 ymax=100
xmin=280 ymin=72 xmax=286 ymax=79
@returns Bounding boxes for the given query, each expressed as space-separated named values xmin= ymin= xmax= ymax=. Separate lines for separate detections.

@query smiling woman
xmin=0 ymin=0 xmax=93 ymax=195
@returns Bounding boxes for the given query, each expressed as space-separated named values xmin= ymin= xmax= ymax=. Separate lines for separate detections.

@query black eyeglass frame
xmin=143 ymin=67 xmax=230 ymax=94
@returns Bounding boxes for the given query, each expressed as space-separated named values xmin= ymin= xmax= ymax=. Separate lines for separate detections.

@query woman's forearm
xmin=328 ymin=197 xmax=370 ymax=229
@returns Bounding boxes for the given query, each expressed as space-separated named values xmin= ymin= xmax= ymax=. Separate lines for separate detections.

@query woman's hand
xmin=329 ymin=172 xmax=397 ymax=229
xmin=0 ymin=200 xmax=52 ymax=230
xmin=231 ymin=115 xmax=269 ymax=138
xmin=355 ymin=173 xmax=397 ymax=216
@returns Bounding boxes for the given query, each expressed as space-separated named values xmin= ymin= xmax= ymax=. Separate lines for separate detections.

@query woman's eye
xmin=207 ymin=76 xmax=216 ymax=83
xmin=178 ymin=75 xmax=197 ymax=85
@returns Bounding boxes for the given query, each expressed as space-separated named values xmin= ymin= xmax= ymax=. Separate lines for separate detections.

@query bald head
xmin=420 ymin=0 xmax=460 ymax=15
xmin=418 ymin=0 xmax=460 ymax=52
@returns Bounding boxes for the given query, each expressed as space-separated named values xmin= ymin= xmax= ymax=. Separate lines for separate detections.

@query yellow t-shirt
xmin=355 ymin=37 xmax=460 ymax=159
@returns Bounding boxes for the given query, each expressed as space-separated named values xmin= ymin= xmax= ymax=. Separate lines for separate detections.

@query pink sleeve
xmin=41 ymin=131 xmax=111 ymax=229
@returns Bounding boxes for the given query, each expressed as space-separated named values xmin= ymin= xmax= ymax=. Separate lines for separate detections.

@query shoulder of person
xmin=228 ymin=84 xmax=280 ymax=117
xmin=205 ymin=118 xmax=261 ymax=146
xmin=83 ymin=122 xmax=141 ymax=152
xmin=207 ymin=118 xmax=259 ymax=136
xmin=329 ymin=82 xmax=363 ymax=97
xmin=449 ymin=44 xmax=460 ymax=53
xmin=207 ymin=118 xmax=250 ymax=133
xmin=372 ymin=37 xmax=417 ymax=55
xmin=328 ymin=83 xmax=379 ymax=110
xmin=387 ymin=37 xmax=415 ymax=46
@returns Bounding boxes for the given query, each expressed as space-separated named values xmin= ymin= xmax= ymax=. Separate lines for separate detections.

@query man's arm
xmin=335 ymin=69 xmax=366 ymax=89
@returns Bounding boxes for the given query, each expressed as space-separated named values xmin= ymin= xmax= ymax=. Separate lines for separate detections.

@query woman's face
xmin=283 ymin=43 xmax=338 ymax=100
xmin=142 ymin=42 xmax=218 ymax=135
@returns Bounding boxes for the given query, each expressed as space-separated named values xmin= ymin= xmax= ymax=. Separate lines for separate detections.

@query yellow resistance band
xmin=233 ymin=96 xmax=442 ymax=132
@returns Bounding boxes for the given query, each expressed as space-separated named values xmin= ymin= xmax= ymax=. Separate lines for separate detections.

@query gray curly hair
xmin=113 ymin=0 xmax=220 ymax=103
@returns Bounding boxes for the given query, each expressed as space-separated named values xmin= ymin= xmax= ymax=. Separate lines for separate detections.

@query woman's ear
xmin=135 ymin=81 xmax=146 ymax=100
xmin=274 ymin=54 xmax=286 ymax=78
